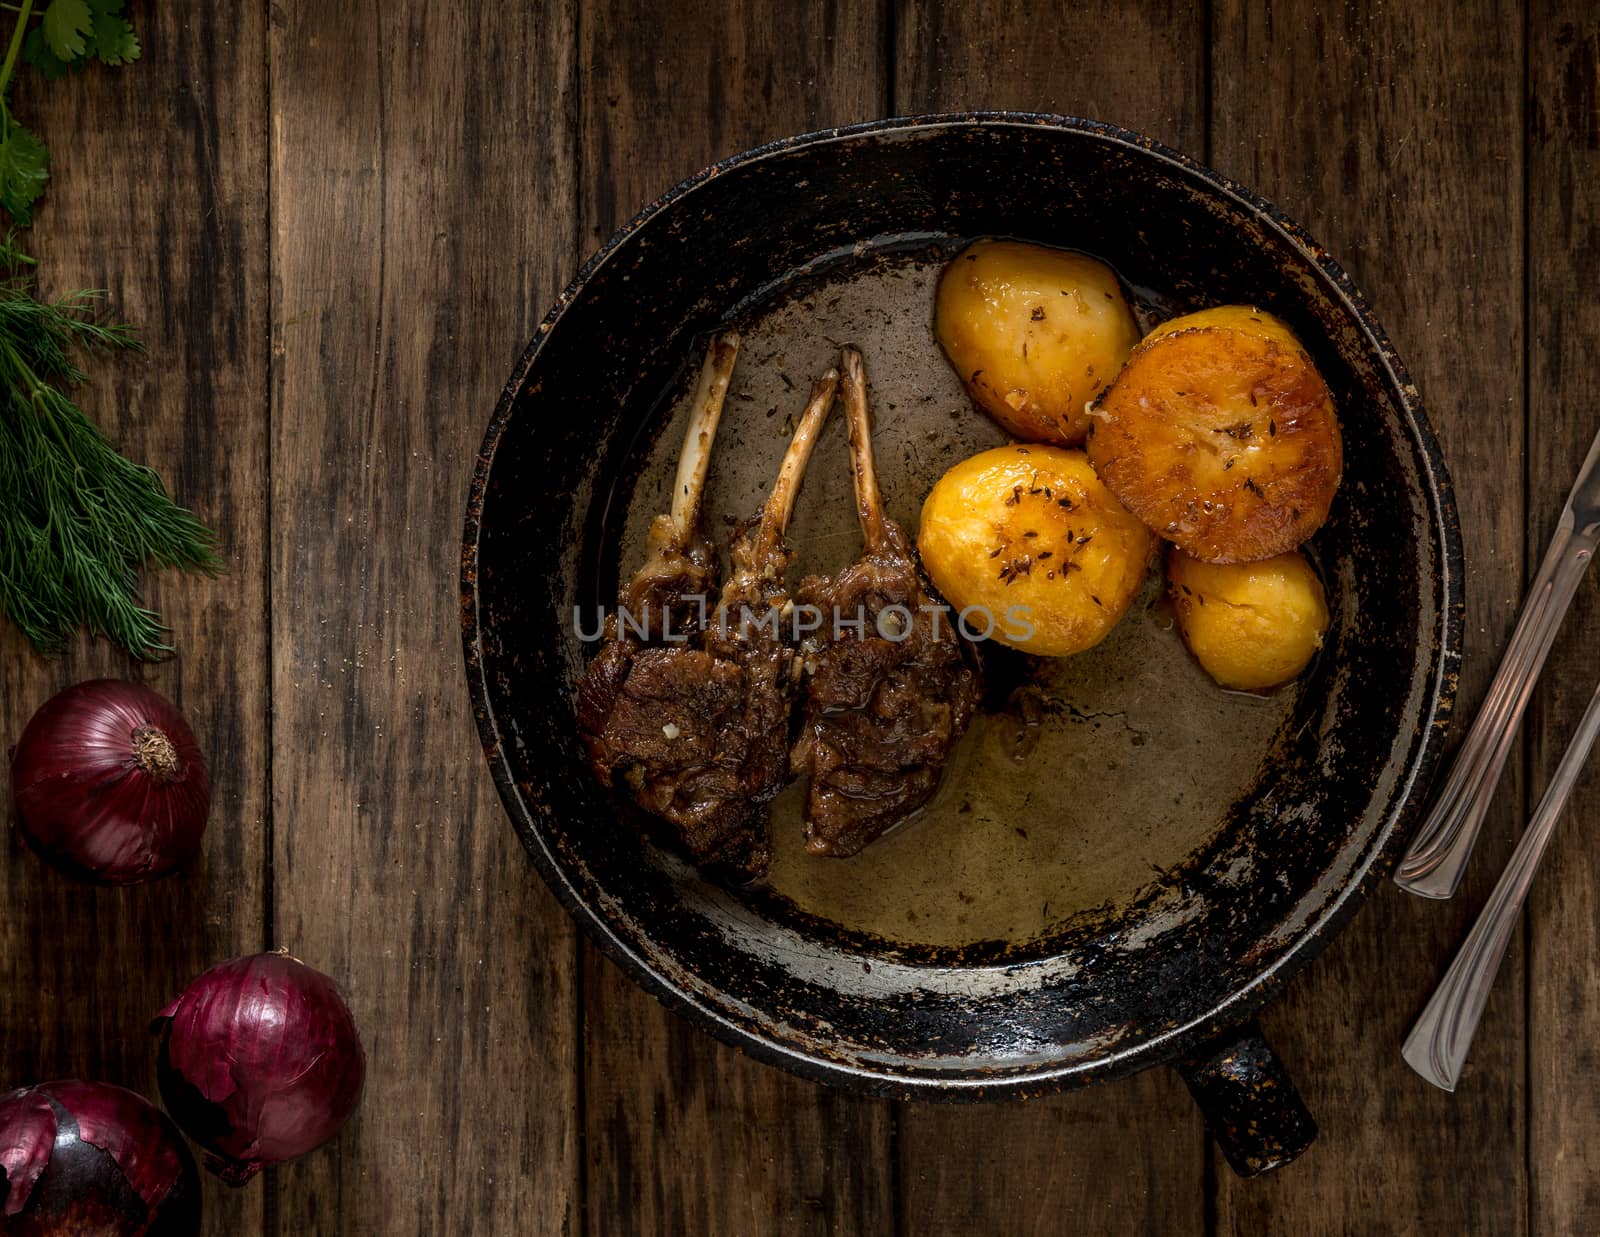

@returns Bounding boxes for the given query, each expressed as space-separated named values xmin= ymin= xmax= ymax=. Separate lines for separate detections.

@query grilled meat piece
xmin=577 ymin=643 xmax=760 ymax=864
xmin=792 ymin=347 xmax=982 ymax=857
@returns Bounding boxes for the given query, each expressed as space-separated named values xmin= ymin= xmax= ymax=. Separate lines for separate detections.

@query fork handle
xmin=1402 ymin=678 xmax=1600 ymax=1089
xmin=1394 ymin=517 xmax=1597 ymax=899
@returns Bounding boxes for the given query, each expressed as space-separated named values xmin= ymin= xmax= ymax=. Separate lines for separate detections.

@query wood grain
xmin=895 ymin=0 xmax=1204 ymax=148
xmin=576 ymin=4 xmax=896 ymax=1234
xmin=11 ymin=0 xmax=1600 ymax=1230
xmin=0 ymin=5 xmax=269 ymax=1235
xmin=1210 ymin=2 xmax=1528 ymax=1231
xmin=579 ymin=1 xmax=889 ymax=251
xmin=267 ymin=5 xmax=579 ymax=1234
xmin=1527 ymin=9 xmax=1600 ymax=1233
xmin=892 ymin=4 xmax=1208 ymax=1233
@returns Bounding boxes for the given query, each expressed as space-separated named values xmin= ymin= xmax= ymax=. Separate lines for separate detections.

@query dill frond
xmin=0 ymin=240 xmax=220 ymax=658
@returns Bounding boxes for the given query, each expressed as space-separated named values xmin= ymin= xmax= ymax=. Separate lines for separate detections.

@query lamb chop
xmin=577 ymin=332 xmax=739 ymax=839
xmin=791 ymin=347 xmax=982 ymax=858
xmin=579 ymin=357 xmax=838 ymax=875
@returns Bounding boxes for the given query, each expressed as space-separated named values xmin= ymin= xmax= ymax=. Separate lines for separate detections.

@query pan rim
xmin=460 ymin=111 xmax=1465 ymax=1099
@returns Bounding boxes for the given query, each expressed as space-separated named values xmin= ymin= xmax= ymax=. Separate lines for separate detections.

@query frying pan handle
xmin=1176 ymin=1020 xmax=1317 ymax=1177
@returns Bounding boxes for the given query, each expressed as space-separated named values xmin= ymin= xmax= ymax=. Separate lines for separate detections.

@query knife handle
xmin=1395 ymin=516 xmax=1595 ymax=899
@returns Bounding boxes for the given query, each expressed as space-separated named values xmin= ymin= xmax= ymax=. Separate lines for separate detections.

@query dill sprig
xmin=0 ymin=233 xmax=221 ymax=657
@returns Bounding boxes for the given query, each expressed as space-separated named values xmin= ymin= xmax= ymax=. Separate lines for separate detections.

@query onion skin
xmin=10 ymin=679 xmax=210 ymax=885
xmin=154 ymin=953 xmax=366 ymax=1186
xmin=0 ymin=1080 xmax=201 ymax=1235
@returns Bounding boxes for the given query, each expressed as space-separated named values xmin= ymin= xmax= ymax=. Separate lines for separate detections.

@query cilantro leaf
xmin=21 ymin=26 xmax=76 ymax=81
xmin=41 ymin=0 xmax=94 ymax=63
xmin=23 ymin=0 xmax=138 ymax=77
xmin=0 ymin=0 xmax=140 ymax=229
xmin=0 ymin=123 xmax=50 ymax=226
xmin=87 ymin=11 xmax=139 ymax=65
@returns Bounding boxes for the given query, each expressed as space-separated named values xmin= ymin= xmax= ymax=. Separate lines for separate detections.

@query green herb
xmin=0 ymin=0 xmax=141 ymax=225
xmin=26 ymin=0 xmax=139 ymax=76
xmin=0 ymin=234 xmax=220 ymax=657
xmin=0 ymin=3 xmax=210 ymax=658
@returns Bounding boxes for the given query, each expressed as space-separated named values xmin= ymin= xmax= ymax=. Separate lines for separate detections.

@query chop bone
xmin=622 ymin=331 xmax=739 ymax=639
xmin=840 ymin=346 xmax=890 ymax=553
xmin=718 ymin=367 xmax=839 ymax=615
xmin=668 ymin=331 xmax=740 ymax=545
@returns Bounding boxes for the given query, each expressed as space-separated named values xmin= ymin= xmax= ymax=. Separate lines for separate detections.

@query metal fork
xmin=1403 ymin=676 xmax=1600 ymax=1089
xmin=1394 ymin=425 xmax=1600 ymax=899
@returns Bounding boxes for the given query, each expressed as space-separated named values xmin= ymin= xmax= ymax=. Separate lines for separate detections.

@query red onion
xmin=0 ymin=1080 xmax=200 ymax=1235
xmin=9 ymin=679 xmax=210 ymax=885
xmin=153 ymin=952 xmax=366 ymax=1185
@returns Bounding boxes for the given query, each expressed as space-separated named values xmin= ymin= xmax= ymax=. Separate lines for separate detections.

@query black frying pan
xmin=462 ymin=115 xmax=1462 ymax=1177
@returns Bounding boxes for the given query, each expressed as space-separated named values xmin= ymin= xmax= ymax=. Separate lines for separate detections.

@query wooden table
xmin=1 ymin=2 xmax=1595 ymax=1233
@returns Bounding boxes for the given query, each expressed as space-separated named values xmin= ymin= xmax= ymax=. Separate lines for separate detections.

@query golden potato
xmin=918 ymin=445 xmax=1155 ymax=657
xmin=1087 ymin=306 xmax=1342 ymax=563
xmin=1168 ymin=548 xmax=1330 ymax=690
xmin=935 ymin=239 xmax=1141 ymax=445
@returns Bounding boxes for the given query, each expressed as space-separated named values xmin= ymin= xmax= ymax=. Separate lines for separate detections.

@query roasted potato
xmin=1168 ymin=548 xmax=1329 ymax=690
xmin=1086 ymin=306 xmax=1342 ymax=563
xmin=917 ymin=445 xmax=1155 ymax=657
xmin=935 ymin=239 xmax=1140 ymax=445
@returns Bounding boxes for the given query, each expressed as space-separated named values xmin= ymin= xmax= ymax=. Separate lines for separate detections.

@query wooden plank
xmin=577 ymin=4 xmax=896 ymax=1234
xmin=267 ymin=5 xmax=579 ymax=1233
xmin=892 ymin=5 xmax=1208 ymax=1234
xmin=1527 ymin=9 xmax=1600 ymax=1233
xmin=1210 ymin=1 xmax=1527 ymax=1230
xmin=578 ymin=1 xmax=890 ymax=252
xmin=0 ymin=6 xmax=268 ymax=1235
xmin=895 ymin=0 xmax=1204 ymax=146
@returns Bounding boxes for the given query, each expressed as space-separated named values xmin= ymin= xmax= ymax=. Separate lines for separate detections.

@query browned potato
xmin=1087 ymin=306 xmax=1342 ymax=563
xmin=1169 ymin=547 xmax=1329 ymax=690
xmin=935 ymin=239 xmax=1140 ymax=445
xmin=917 ymin=445 xmax=1155 ymax=657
